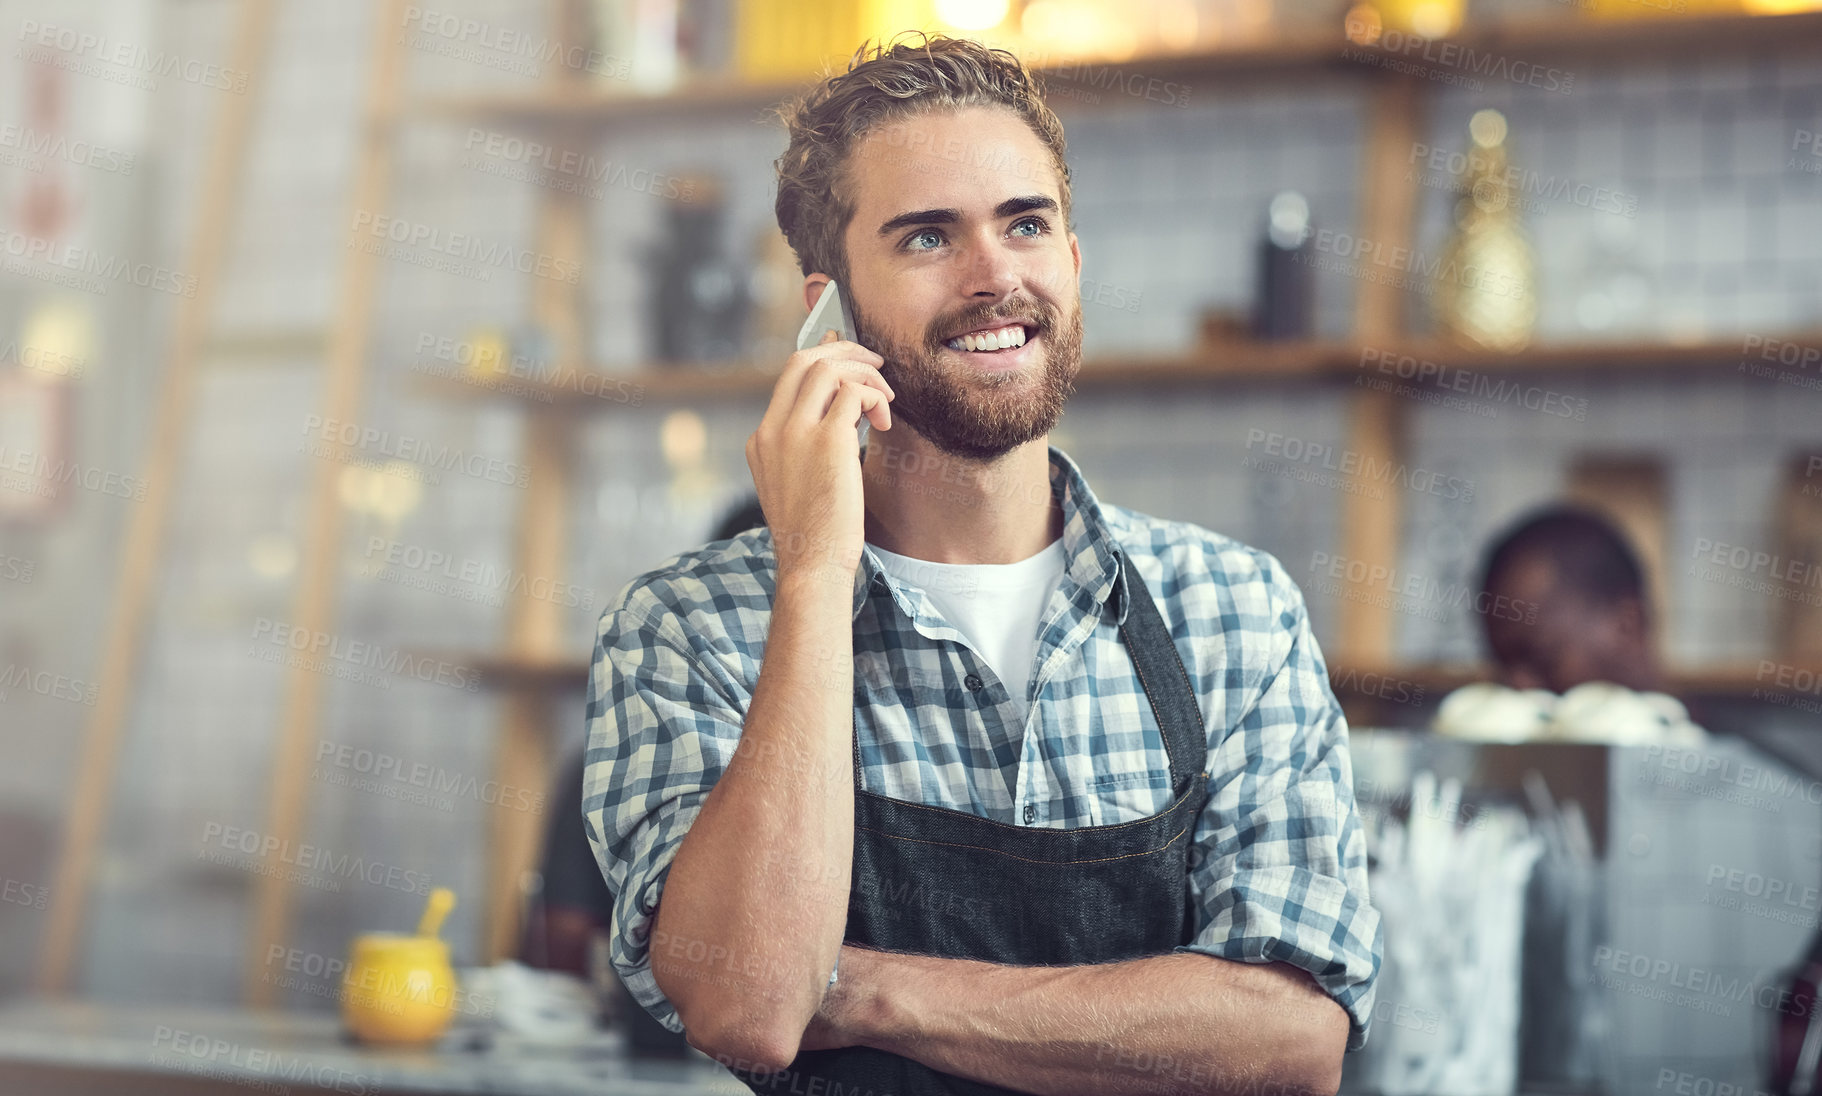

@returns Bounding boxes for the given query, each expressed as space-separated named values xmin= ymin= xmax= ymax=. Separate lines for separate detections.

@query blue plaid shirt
xmin=583 ymin=444 xmax=1383 ymax=1049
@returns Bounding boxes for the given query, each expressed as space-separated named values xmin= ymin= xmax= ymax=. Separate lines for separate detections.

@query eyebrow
xmin=876 ymin=194 xmax=1059 ymax=239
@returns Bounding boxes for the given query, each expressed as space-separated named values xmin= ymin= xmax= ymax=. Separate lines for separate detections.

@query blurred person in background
xmin=1453 ymin=505 xmax=1822 ymax=760
xmin=1439 ymin=504 xmax=1701 ymax=744
xmin=1475 ymin=504 xmax=1661 ymax=696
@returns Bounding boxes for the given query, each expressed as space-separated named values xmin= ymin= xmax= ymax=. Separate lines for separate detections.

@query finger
xmin=764 ymin=346 xmax=888 ymax=438
xmin=830 ymin=377 xmax=890 ymax=432
xmin=785 ymin=359 xmax=893 ymax=431
xmin=858 ymin=384 xmax=890 ymax=433
xmin=863 ymin=388 xmax=891 ymax=432
xmin=822 ymin=355 xmax=894 ymax=402
xmin=786 ymin=363 xmax=853 ymax=431
xmin=822 ymin=327 xmax=839 ymax=344
xmin=773 ymin=340 xmax=887 ymax=417
xmin=824 ymin=379 xmax=889 ymax=433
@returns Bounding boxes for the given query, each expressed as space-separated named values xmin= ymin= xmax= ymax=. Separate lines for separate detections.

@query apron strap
xmin=1115 ymin=554 xmax=1208 ymax=797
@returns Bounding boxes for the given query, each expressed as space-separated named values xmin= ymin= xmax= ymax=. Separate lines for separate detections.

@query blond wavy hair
xmin=771 ymin=31 xmax=1073 ymax=287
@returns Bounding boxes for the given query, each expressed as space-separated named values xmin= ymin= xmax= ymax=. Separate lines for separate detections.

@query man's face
xmin=828 ymin=105 xmax=1083 ymax=463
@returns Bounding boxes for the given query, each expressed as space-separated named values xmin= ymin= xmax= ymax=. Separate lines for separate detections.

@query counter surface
xmin=0 ymin=998 xmax=748 ymax=1095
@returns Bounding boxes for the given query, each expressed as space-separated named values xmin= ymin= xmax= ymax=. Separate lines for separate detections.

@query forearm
xmin=851 ymin=949 xmax=1347 ymax=1096
xmin=654 ymin=568 xmax=857 ymax=1066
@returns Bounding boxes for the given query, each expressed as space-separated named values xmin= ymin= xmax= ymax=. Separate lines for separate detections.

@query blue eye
xmin=899 ymin=217 xmax=1051 ymax=253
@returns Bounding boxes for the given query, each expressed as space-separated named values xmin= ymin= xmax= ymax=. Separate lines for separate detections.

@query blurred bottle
xmin=1433 ymin=109 xmax=1537 ymax=353
xmin=644 ymin=174 xmax=752 ymax=368
xmin=1252 ymin=191 xmax=1314 ymax=340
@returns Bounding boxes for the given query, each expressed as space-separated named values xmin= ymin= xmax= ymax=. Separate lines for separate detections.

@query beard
xmin=849 ymin=290 xmax=1083 ymax=463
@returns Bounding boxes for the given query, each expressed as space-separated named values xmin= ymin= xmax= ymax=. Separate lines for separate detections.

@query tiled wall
xmin=0 ymin=0 xmax=1818 ymax=1007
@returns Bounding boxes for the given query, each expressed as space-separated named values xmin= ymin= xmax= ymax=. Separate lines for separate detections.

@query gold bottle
xmin=1433 ymin=110 xmax=1537 ymax=352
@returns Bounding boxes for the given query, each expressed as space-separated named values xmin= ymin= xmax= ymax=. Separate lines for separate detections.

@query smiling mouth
xmin=942 ymin=322 xmax=1037 ymax=355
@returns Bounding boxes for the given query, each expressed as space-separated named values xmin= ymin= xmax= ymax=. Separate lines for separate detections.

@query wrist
xmin=842 ymin=948 xmax=919 ymax=1054
xmin=775 ymin=556 xmax=858 ymax=601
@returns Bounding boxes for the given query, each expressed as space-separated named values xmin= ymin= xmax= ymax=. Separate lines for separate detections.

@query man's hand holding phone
xmin=669 ymin=292 xmax=888 ymax=1064
xmin=746 ymin=307 xmax=894 ymax=584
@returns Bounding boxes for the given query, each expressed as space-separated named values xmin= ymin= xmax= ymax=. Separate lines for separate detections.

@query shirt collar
xmin=849 ymin=443 xmax=1130 ymax=626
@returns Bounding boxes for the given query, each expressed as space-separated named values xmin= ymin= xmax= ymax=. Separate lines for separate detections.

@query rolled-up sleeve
xmin=581 ymin=585 xmax=748 ymax=1034
xmin=1176 ymin=553 xmax=1384 ymax=1050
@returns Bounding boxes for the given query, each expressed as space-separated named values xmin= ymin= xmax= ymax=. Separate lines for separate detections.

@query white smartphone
xmin=795 ymin=279 xmax=859 ymax=352
xmin=794 ymin=280 xmax=875 ymax=444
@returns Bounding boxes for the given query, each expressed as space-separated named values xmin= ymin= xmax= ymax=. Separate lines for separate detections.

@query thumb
xmin=821 ymin=327 xmax=840 ymax=344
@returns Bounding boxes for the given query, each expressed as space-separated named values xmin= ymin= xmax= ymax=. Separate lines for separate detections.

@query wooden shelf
xmin=409 ymin=330 xmax=1822 ymax=412
xmin=410 ymin=362 xmax=782 ymax=408
xmin=1378 ymin=333 xmax=1820 ymax=376
xmin=413 ymin=32 xmax=1354 ymax=128
xmin=1329 ymin=660 xmax=1822 ymax=702
xmin=414 ymin=11 xmax=1822 ymax=129
xmin=441 ymin=651 xmax=1819 ymax=709
xmin=419 ymin=74 xmax=806 ymax=128
xmin=1081 ymin=332 xmax=1822 ymax=382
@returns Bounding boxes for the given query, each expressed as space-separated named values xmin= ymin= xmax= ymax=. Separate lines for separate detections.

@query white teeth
xmin=945 ymin=324 xmax=1027 ymax=352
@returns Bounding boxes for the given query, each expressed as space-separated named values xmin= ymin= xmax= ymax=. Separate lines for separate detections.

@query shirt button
xmin=965 ymin=673 xmax=984 ymax=692
xmin=1023 ymin=803 xmax=1036 ymax=824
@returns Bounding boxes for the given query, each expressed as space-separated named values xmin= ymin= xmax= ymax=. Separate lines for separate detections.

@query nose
xmin=957 ymin=232 xmax=1023 ymax=300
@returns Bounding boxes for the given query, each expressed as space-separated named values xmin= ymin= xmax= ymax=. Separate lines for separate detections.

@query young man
xmin=584 ymin=33 xmax=1381 ymax=1096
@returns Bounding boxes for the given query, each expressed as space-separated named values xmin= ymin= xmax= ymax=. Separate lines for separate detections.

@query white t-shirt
xmin=866 ymin=535 xmax=1069 ymax=727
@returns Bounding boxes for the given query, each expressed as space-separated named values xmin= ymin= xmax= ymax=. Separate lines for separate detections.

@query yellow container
xmin=736 ymin=0 xmax=940 ymax=81
xmin=340 ymin=933 xmax=458 ymax=1046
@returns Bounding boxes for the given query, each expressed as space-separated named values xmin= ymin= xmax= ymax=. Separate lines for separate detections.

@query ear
xmin=803 ymin=274 xmax=832 ymax=314
xmin=1069 ymin=232 xmax=1081 ymax=280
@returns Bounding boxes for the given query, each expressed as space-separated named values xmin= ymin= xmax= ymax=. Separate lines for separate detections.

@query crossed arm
xmin=785 ymin=943 xmax=1350 ymax=1096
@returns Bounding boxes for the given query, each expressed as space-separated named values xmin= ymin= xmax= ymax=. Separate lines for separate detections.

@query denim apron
xmin=732 ymin=560 xmax=1209 ymax=1096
